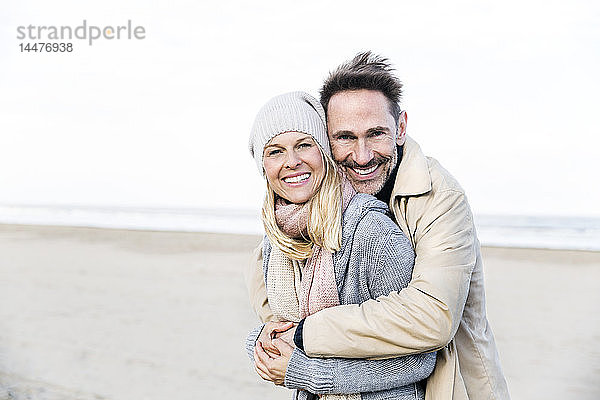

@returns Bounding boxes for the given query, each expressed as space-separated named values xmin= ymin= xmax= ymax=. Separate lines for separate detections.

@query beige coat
xmin=244 ymin=136 xmax=510 ymax=400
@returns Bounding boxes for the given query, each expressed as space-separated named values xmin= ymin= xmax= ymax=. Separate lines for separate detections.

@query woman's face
xmin=263 ymin=131 xmax=325 ymax=204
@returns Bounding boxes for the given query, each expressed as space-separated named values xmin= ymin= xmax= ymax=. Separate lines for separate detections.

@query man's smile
xmin=350 ymin=164 xmax=379 ymax=176
xmin=346 ymin=163 xmax=383 ymax=181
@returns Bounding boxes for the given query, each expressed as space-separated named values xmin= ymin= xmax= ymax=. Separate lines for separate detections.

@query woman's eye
xmin=267 ymin=149 xmax=282 ymax=156
xmin=298 ymin=142 xmax=312 ymax=149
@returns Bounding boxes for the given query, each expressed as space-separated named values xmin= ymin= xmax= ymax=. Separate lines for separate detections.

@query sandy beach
xmin=0 ymin=224 xmax=598 ymax=400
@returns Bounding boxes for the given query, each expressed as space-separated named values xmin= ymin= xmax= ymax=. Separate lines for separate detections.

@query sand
xmin=0 ymin=224 xmax=598 ymax=400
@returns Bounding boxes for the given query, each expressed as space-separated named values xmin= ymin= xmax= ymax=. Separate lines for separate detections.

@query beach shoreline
xmin=1 ymin=224 xmax=598 ymax=399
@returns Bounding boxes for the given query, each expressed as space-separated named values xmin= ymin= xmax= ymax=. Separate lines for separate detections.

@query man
xmin=245 ymin=52 xmax=510 ymax=400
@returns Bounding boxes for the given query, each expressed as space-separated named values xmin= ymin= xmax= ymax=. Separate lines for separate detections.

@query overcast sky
xmin=1 ymin=0 xmax=599 ymax=217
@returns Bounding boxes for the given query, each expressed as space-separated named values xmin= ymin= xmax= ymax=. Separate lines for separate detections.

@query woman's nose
xmin=285 ymin=151 xmax=302 ymax=169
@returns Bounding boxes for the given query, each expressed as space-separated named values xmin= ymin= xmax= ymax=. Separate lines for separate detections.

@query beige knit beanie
xmin=249 ymin=91 xmax=330 ymax=176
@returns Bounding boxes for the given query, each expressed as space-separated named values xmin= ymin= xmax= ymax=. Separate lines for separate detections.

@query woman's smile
xmin=282 ymin=172 xmax=311 ymax=185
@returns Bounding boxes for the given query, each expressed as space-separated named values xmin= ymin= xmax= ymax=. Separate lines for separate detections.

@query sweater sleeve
xmin=284 ymin=210 xmax=437 ymax=394
xmin=245 ymin=325 xmax=265 ymax=362
xmin=285 ymin=348 xmax=436 ymax=394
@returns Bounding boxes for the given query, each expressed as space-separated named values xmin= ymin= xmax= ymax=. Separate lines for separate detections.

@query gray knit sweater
xmin=246 ymin=194 xmax=436 ymax=400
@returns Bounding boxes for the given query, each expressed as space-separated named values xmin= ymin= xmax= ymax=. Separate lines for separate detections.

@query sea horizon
xmin=1 ymin=203 xmax=599 ymax=252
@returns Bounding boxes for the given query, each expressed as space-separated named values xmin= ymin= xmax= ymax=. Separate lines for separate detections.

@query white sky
xmin=1 ymin=0 xmax=599 ymax=216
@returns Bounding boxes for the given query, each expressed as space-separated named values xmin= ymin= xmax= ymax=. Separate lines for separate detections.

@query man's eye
xmin=337 ymin=135 xmax=354 ymax=141
xmin=371 ymin=130 xmax=385 ymax=137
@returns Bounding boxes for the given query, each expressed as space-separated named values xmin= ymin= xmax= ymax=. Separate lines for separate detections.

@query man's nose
xmin=285 ymin=151 xmax=302 ymax=169
xmin=353 ymin=140 xmax=373 ymax=165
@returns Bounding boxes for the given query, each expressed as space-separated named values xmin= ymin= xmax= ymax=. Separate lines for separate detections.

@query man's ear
xmin=396 ymin=111 xmax=407 ymax=146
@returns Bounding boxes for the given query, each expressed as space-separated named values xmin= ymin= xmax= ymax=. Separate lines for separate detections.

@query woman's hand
xmin=254 ymin=338 xmax=295 ymax=386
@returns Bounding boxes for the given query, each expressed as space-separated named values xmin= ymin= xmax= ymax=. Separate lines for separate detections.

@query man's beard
xmin=339 ymin=148 xmax=398 ymax=195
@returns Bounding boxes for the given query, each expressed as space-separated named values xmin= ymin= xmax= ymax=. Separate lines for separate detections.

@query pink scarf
xmin=275 ymin=175 xmax=356 ymax=319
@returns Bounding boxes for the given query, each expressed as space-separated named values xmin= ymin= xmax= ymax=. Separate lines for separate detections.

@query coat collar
xmin=391 ymin=136 xmax=432 ymax=197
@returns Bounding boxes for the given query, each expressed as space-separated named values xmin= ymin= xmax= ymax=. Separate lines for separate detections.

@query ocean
xmin=1 ymin=204 xmax=599 ymax=251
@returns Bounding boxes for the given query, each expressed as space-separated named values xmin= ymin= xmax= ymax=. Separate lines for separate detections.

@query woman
xmin=245 ymin=91 xmax=435 ymax=400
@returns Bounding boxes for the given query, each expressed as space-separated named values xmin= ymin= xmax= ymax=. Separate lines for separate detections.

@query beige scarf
xmin=267 ymin=176 xmax=360 ymax=400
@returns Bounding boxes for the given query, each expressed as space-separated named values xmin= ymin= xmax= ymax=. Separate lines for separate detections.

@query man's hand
xmin=272 ymin=323 xmax=297 ymax=346
xmin=257 ymin=321 xmax=296 ymax=356
xmin=254 ymin=338 xmax=295 ymax=386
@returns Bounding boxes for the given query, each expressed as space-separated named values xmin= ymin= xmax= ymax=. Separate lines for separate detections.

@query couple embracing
xmin=244 ymin=52 xmax=510 ymax=400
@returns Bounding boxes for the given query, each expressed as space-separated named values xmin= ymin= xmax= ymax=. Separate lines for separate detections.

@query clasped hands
xmin=253 ymin=321 xmax=297 ymax=386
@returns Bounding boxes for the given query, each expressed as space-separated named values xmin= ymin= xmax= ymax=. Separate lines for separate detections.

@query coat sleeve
xmin=243 ymin=241 xmax=275 ymax=323
xmin=303 ymin=189 xmax=476 ymax=358
xmin=283 ymin=211 xmax=436 ymax=394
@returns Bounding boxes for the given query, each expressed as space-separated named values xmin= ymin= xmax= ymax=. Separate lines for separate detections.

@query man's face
xmin=327 ymin=89 xmax=406 ymax=195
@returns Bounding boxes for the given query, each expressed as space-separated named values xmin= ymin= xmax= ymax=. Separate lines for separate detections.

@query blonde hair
xmin=261 ymin=147 xmax=343 ymax=260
